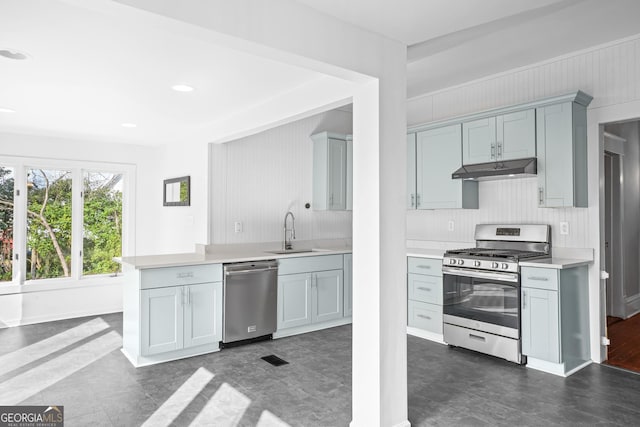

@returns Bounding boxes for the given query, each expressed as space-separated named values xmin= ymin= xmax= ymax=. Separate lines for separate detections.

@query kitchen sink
xmin=266 ymin=248 xmax=330 ymax=255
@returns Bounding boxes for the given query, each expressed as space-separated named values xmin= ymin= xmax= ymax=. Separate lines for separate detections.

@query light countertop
xmin=406 ymin=248 xmax=445 ymax=259
xmin=519 ymin=258 xmax=592 ymax=269
xmin=121 ymin=242 xmax=351 ymax=269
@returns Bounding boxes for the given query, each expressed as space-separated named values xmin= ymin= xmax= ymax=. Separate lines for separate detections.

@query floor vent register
xmin=261 ymin=355 xmax=289 ymax=366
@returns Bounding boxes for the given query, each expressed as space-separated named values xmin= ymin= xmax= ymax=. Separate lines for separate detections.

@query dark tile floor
xmin=1 ymin=313 xmax=639 ymax=426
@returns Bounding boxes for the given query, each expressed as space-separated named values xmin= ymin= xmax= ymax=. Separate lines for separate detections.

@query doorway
xmin=602 ymin=121 xmax=640 ymax=373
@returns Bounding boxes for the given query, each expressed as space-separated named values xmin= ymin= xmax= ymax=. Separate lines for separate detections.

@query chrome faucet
xmin=283 ymin=211 xmax=296 ymax=250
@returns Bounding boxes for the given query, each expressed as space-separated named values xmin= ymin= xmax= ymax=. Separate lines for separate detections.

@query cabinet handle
xmin=469 ymin=334 xmax=486 ymax=342
xmin=538 ymin=187 xmax=544 ymax=206
xmin=187 ymin=287 xmax=191 ymax=305
xmin=491 ymin=144 xmax=496 ymax=160
xmin=416 ymin=265 xmax=431 ymax=270
xmin=417 ymin=287 xmax=431 ymax=291
xmin=177 ymin=272 xmax=194 ymax=279
xmin=497 ymin=142 xmax=503 ymax=158
xmin=411 ymin=194 xmax=415 ymax=208
xmin=417 ymin=314 xmax=432 ymax=320
xmin=522 ymin=290 xmax=526 ymax=309
xmin=527 ymin=276 xmax=549 ymax=282
xmin=416 ymin=194 xmax=421 ymax=207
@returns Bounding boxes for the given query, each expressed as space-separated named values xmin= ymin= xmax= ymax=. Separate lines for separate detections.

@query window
xmin=27 ymin=169 xmax=73 ymax=279
xmin=0 ymin=158 xmax=130 ymax=286
xmin=83 ymin=171 xmax=123 ymax=276
xmin=0 ymin=166 xmax=14 ymax=283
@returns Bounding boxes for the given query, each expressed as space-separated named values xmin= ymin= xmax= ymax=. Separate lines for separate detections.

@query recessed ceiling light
xmin=121 ymin=123 xmax=137 ymax=128
xmin=0 ymin=107 xmax=16 ymax=113
xmin=171 ymin=84 xmax=195 ymax=92
xmin=0 ymin=49 xmax=30 ymax=60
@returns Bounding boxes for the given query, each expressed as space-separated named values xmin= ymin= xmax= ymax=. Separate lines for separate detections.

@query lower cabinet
xmin=278 ymin=269 xmax=343 ymax=330
xmin=407 ymin=256 xmax=444 ymax=341
xmin=141 ymin=281 xmax=222 ymax=356
xmin=521 ymin=265 xmax=590 ymax=376
xmin=123 ymin=263 xmax=223 ymax=367
xmin=275 ymin=254 xmax=350 ymax=338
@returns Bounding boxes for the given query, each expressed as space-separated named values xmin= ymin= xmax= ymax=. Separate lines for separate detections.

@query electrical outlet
xmin=560 ymin=221 xmax=569 ymax=235
xmin=448 ymin=220 xmax=455 ymax=232
xmin=234 ymin=221 xmax=242 ymax=233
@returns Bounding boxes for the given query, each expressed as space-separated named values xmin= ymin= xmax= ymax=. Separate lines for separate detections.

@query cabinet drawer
xmin=278 ymin=254 xmax=343 ymax=275
xmin=408 ymin=257 xmax=442 ymax=276
xmin=521 ymin=267 xmax=558 ymax=291
xmin=408 ymin=300 xmax=442 ymax=334
xmin=141 ymin=264 xmax=222 ymax=289
xmin=408 ymin=273 xmax=442 ymax=304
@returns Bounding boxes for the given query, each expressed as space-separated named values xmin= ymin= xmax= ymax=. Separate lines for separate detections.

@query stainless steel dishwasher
xmin=222 ymin=260 xmax=278 ymax=345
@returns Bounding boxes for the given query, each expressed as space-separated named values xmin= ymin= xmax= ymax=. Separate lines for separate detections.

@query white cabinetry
xmin=123 ymin=263 xmax=223 ymax=367
xmin=462 ymin=109 xmax=535 ymax=165
xmin=521 ymin=265 xmax=590 ymax=376
xmin=275 ymin=254 xmax=351 ymax=338
xmin=536 ymin=92 xmax=592 ymax=207
xmin=413 ymin=125 xmax=478 ymax=209
xmin=407 ymin=256 xmax=444 ymax=343
xmin=312 ymin=132 xmax=351 ymax=211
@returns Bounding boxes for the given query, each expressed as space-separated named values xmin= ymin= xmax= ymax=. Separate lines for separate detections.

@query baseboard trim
xmin=406 ymin=326 xmax=445 ymax=345
xmin=625 ymin=294 xmax=640 ymax=318
xmin=350 ymin=419 xmax=410 ymax=427
xmin=526 ymin=357 xmax=591 ymax=377
xmin=1 ymin=308 xmax=122 ymax=329
xmin=273 ymin=317 xmax=351 ymax=339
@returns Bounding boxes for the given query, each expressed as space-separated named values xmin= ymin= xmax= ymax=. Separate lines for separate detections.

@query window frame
xmin=0 ymin=156 xmax=135 ymax=293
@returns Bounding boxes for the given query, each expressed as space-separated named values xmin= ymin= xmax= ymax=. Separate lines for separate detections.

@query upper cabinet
xmin=411 ymin=124 xmax=478 ymax=210
xmin=537 ymin=99 xmax=589 ymax=208
xmin=462 ymin=109 xmax=536 ymax=164
xmin=408 ymin=90 xmax=592 ymax=209
xmin=312 ymin=132 xmax=352 ymax=211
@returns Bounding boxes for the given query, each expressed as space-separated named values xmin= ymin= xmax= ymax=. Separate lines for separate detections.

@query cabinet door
xmin=521 ymin=287 xmax=560 ymax=362
xmin=536 ymin=103 xmax=574 ymax=207
xmin=346 ymin=138 xmax=353 ymax=211
xmin=313 ymin=269 xmax=344 ymax=323
xmin=462 ymin=117 xmax=496 ymax=164
xmin=497 ymin=109 xmax=535 ymax=160
xmin=407 ymin=133 xmax=417 ymax=209
xmin=416 ymin=124 xmax=467 ymax=209
xmin=141 ymin=286 xmax=184 ymax=355
xmin=277 ymin=273 xmax=312 ymax=330
xmin=328 ymin=138 xmax=347 ymax=210
xmin=184 ymin=282 xmax=223 ymax=349
xmin=343 ymin=254 xmax=353 ymax=317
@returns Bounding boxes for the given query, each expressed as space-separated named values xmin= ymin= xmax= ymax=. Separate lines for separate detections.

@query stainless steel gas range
xmin=442 ymin=224 xmax=551 ymax=364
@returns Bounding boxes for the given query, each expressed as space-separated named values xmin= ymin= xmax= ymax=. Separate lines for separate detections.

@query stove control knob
xmin=457 ymin=259 xmax=464 ymax=265
xmin=449 ymin=259 xmax=457 ymax=265
xmin=474 ymin=261 xmax=481 ymax=267
xmin=502 ymin=263 xmax=509 ymax=270
xmin=492 ymin=262 xmax=499 ymax=269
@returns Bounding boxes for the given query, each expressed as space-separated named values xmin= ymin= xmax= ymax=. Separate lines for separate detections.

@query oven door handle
xmin=442 ymin=266 xmax=519 ymax=283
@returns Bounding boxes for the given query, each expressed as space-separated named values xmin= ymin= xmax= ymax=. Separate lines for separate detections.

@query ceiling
xmin=2 ymin=0 xmax=640 ymax=146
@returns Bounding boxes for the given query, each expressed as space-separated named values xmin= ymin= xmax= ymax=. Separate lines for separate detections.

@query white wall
xmin=407 ymin=33 xmax=640 ymax=248
xmin=0 ymin=132 xmax=161 ymax=326
xmin=210 ymin=109 xmax=352 ymax=244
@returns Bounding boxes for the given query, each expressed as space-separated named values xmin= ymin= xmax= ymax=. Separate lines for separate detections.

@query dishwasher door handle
xmin=225 ymin=266 xmax=278 ymax=275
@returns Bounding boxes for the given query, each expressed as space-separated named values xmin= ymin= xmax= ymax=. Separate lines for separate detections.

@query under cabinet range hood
xmin=451 ymin=157 xmax=537 ymax=181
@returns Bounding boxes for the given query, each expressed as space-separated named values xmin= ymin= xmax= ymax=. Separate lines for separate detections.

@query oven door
xmin=443 ymin=266 xmax=520 ymax=338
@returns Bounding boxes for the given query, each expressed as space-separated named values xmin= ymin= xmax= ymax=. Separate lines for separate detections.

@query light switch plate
xmin=448 ymin=220 xmax=455 ymax=232
xmin=234 ymin=221 xmax=242 ymax=233
xmin=560 ymin=221 xmax=569 ymax=235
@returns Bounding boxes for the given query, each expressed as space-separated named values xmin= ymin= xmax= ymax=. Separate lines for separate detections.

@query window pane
xmin=0 ymin=167 xmax=14 ymax=282
xmin=83 ymin=171 xmax=123 ymax=276
xmin=27 ymin=169 xmax=72 ymax=280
